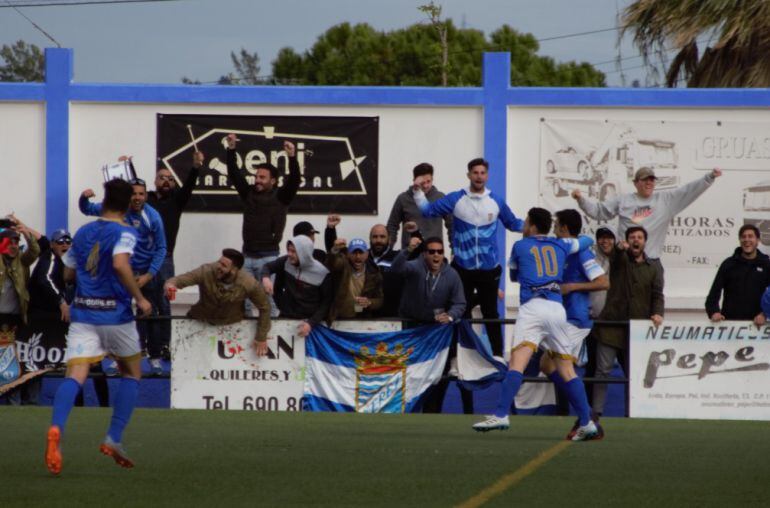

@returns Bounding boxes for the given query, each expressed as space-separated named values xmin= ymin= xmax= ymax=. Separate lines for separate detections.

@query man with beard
xmin=414 ymin=158 xmax=524 ymax=356
xmin=592 ymin=225 xmax=664 ymax=420
xmin=390 ymin=236 xmax=466 ymax=413
xmin=387 ymin=163 xmax=452 ymax=250
xmin=326 ymin=238 xmax=383 ymax=322
xmin=147 ymin=151 xmax=202 ymax=360
xmin=226 ymin=134 xmax=300 ymax=317
xmin=261 ymin=236 xmax=333 ymax=338
xmin=164 ymin=249 xmax=271 ymax=355
xmin=325 ymin=216 xmax=421 ymax=317
xmin=80 ymin=178 xmax=167 ymax=376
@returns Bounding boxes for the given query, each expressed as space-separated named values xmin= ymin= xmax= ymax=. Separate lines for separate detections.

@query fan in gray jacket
xmin=386 ymin=163 xmax=453 ymax=250
xmin=389 ymin=236 xmax=465 ymax=323
xmin=572 ymin=167 xmax=721 ymax=259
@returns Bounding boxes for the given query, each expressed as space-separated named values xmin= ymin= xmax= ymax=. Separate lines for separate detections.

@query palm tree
xmin=621 ymin=0 xmax=770 ymax=87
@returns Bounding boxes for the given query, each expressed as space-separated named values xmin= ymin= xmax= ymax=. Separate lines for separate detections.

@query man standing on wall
xmin=146 ymin=151 xmax=202 ymax=361
xmin=414 ymin=158 xmax=523 ymax=356
xmin=226 ymin=134 xmax=300 ymax=316
xmin=387 ymin=163 xmax=452 ymax=251
xmin=571 ymin=167 xmax=722 ymax=260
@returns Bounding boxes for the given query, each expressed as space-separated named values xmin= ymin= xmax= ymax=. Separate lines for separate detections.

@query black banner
xmin=0 ymin=315 xmax=68 ymax=372
xmin=157 ymin=114 xmax=379 ymax=214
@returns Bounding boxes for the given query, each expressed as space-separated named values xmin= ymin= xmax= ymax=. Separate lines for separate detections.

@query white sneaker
xmin=571 ymin=420 xmax=600 ymax=441
xmin=472 ymin=415 xmax=510 ymax=432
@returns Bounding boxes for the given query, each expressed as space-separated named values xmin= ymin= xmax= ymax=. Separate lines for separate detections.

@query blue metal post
xmin=44 ymin=48 xmax=73 ymax=234
xmin=482 ymin=52 xmax=511 ymax=316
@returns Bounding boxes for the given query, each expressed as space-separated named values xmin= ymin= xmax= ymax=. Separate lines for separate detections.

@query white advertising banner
xmin=538 ymin=119 xmax=770 ymax=275
xmin=170 ymin=319 xmax=400 ymax=411
xmin=629 ymin=320 xmax=770 ymax=420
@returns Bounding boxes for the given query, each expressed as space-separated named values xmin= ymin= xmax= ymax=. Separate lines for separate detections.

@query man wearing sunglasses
xmin=80 ymin=176 xmax=167 ymax=376
xmin=389 ymin=236 xmax=466 ymax=413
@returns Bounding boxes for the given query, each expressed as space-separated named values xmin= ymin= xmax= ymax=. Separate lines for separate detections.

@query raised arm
xmin=277 ymin=141 xmax=301 ymax=205
xmin=79 ymin=189 xmax=102 ymax=217
xmin=413 ymin=188 xmax=459 ymax=219
xmin=573 ymin=189 xmax=619 ymax=221
xmin=225 ymin=134 xmax=251 ymax=201
xmin=174 ymin=151 xmax=202 ymax=209
xmin=664 ymin=169 xmax=720 ymax=216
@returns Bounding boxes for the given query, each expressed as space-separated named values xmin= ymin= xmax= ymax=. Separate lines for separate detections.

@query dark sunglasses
xmin=129 ymin=178 xmax=146 ymax=187
xmin=55 ymin=238 xmax=72 ymax=245
xmin=427 ymin=249 xmax=444 ymax=255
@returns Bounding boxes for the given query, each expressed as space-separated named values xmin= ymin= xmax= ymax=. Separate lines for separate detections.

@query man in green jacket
xmin=593 ymin=225 xmax=663 ymax=417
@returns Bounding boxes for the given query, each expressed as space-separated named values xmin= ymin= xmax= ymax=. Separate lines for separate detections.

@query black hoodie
xmin=705 ymin=247 xmax=770 ymax=320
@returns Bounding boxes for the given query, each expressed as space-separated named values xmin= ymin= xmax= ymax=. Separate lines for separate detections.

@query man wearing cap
xmin=293 ymin=221 xmax=326 ymax=263
xmin=572 ymin=167 xmax=722 ymax=260
xmin=0 ymin=216 xmax=40 ymax=405
xmin=326 ymin=237 xmax=383 ymax=323
xmin=29 ymin=229 xmax=73 ymax=322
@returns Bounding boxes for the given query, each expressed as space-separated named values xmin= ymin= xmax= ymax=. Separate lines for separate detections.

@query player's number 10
xmin=529 ymin=245 xmax=558 ymax=277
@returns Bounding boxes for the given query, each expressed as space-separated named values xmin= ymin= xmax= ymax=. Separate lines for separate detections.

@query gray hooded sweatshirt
xmin=261 ymin=235 xmax=333 ymax=325
xmin=577 ymin=173 xmax=716 ymax=259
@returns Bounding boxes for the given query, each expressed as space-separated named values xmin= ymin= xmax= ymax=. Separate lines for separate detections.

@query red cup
xmin=166 ymin=286 xmax=177 ymax=301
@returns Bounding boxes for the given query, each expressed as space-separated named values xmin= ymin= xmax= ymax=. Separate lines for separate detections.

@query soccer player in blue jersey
xmin=543 ymin=209 xmax=609 ymax=439
xmin=472 ymin=207 xmax=599 ymax=441
xmin=45 ymin=179 xmax=152 ymax=475
xmin=413 ymin=158 xmax=523 ymax=358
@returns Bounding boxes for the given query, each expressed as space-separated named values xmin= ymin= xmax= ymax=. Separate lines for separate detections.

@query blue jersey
xmin=63 ymin=219 xmax=137 ymax=325
xmin=562 ymin=248 xmax=605 ymax=329
xmin=415 ymin=188 xmax=523 ymax=270
xmin=79 ymin=195 xmax=166 ymax=276
xmin=509 ymin=235 xmax=593 ymax=305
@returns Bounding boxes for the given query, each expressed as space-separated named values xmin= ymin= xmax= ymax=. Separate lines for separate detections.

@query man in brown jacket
xmin=593 ymin=225 xmax=663 ymax=418
xmin=164 ymin=248 xmax=271 ymax=356
xmin=0 ymin=221 xmax=41 ymax=325
xmin=326 ymin=237 xmax=383 ymax=323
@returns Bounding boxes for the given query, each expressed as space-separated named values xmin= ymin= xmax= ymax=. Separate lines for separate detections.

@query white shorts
xmin=64 ymin=321 xmax=142 ymax=365
xmin=512 ymin=299 xmax=583 ymax=361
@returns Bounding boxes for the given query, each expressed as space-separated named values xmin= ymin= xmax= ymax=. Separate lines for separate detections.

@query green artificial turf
xmin=3 ymin=407 xmax=768 ymax=507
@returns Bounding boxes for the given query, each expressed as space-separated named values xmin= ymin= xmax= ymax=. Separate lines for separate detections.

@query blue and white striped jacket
xmin=415 ymin=187 xmax=522 ymax=270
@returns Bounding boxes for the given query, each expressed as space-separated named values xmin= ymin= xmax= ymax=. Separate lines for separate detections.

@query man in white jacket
xmin=571 ymin=167 xmax=721 ymax=260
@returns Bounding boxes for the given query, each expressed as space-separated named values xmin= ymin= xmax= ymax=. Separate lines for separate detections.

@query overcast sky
xmin=0 ymin=0 xmax=660 ymax=87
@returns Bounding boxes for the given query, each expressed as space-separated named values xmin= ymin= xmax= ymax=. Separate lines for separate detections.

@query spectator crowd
xmin=7 ymin=131 xmax=758 ymax=419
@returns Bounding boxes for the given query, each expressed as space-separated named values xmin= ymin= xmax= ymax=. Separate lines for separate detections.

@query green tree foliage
xmin=0 ymin=40 xmax=44 ymax=82
xmin=270 ymin=22 xmax=605 ymax=87
xmin=622 ymin=0 xmax=770 ymax=87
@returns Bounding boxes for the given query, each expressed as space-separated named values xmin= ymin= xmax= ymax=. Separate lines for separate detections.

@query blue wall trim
xmin=2 ymin=47 xmax=769 ymax=244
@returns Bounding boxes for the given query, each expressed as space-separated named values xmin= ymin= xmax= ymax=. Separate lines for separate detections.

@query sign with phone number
xmin=170 ymin=319 xmax=400 ymax=411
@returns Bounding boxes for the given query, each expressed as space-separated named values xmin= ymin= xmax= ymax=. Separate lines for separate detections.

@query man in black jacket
xmin=705 ymin=224 xmax=770 ymax=325
xmin=147 ymin=151 xmax=202 ymax=361
xmin=226 ymin=134 xmax=301 ymax=316
xmin=28 ymin=229 xmax=109 ymax=407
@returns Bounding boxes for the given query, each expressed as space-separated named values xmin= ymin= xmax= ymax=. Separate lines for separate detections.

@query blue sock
xmin=564 ymin=378 xmax=592 ymax=426
xmin=494 ymin=370 xmax=523 ymax=418
xmin=107 ymin=378 xmax=140 ymax=443
xmin=547 ymin=371 xmax=566 ymax=392
xmin=51 ymin=378 xmax=82 ymax=433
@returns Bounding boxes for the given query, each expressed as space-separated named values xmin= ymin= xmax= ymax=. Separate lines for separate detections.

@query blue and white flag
xmin=304 ymin=324 xmax=452 ymax=413
xmin=304 ymin=322 xmax=508 ymax=413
